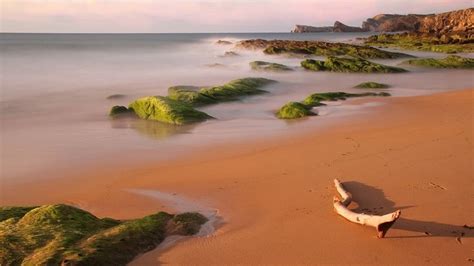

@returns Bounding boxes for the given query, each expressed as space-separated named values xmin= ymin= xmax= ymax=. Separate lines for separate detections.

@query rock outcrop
xmin=292 ymin=22 xmax=366 ymax=33
xmin=301 ymin=57 xmax=407 ymax=73
xmin=418 ymin=8 xmax=474 ymax=34
xmin=294 ymin=8 xmax=473 ymax=35
xmin=362 ymin=14 xmax=430 ymax=32
xmin=237 ymin=39 xmax=411 ymax=59
xmin=333 ymin=21 xmax=366 ymax=32
xmin=292 ymin=25 xmax=333 ymax=33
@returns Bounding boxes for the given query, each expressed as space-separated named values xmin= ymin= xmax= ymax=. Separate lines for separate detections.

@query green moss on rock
xmin=128 ymin=96 xmax=213 ymax=125
xmin=0 ymin=204 xmax=208 ymax=266
xmin=354 ymin=82 xmax=390 ymax=89
xmin=276 ymin=102 xmax=316 ymax=119
xmin=250 ymin=61 xmax=293 ymax=72
xmin=237 ymin=39 xmax=411 ymax=59
xmin=109 ymin=105 xmax=133 ymax=117
xmin=303 ymin=92 xmax=391 ymax=107
xmin=199 ymin=77 xmax=275 ymax=101
xmin=167 ymin=86 xmax=218 ymax=106
xmin=402 ymin=55 xmax=474 ymax=69
xmin=364 ymin=32 xmax=474 ymax=54
xmin=301 ymin=57 xmax=407 ymax=73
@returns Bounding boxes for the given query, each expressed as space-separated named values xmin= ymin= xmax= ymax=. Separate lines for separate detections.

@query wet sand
xmin=2 ymin=89 xmax=473 ymax=265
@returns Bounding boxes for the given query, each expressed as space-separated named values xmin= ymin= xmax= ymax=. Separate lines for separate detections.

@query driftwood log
xmin=333 ymin=179 xmax=401 ymax=238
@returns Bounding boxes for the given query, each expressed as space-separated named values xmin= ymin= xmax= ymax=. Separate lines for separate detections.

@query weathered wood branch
xmin=333 ymin=178 xmax=401 ymax=238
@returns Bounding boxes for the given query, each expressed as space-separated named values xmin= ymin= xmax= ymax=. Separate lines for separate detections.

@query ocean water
xmin=1 ymin=32 xmax=473 ymax=182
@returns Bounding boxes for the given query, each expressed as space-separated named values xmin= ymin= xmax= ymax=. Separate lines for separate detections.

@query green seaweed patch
xmin=0 ymin=204 xmax=208 ymax=266
xmin=354 ymin=82 xmax=390 ymax=89
xmin=276 ymin=102 xmax=316 ymax=119
xmin=365 ymin=33 xmax=474 ymax=54
xmin=109 ymin=105 xmax=134 ymax=117
xmin=199 ymin=77 xmax=275 ymax=101
xmin=128 ymin=96 xmax=213 ymax=125
xmin=401 ymin=55 xmax=474 ymax=69
xmin=250 ymin=61 xmax=293 ymax=72
xmin=246 ymin=40 xmax=411 ymax=59
xmin=168 ymin=86 xmax=218 ymax=106
xmin=302 ymin=92 xmax=390 ymax=107
xmin=301 ymin=57 xmax=407 ymax=73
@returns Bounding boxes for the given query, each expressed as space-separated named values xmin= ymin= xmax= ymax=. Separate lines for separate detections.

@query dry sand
xmin=2 ymin=89 xmax=473 ymax=265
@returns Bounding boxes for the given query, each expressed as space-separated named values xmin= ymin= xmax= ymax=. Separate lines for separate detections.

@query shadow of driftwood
xmin=342 ymin=181 xmax=473 ymax=239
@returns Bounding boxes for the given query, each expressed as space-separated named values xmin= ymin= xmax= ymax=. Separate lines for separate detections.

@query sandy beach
xmin=2 ymin=88 xmax=473 ymax=264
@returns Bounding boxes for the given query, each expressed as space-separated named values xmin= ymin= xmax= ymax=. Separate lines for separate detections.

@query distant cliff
xmin=361 ymin=14 xmax=430 ymax=32
xmin=417 ymin=8 xmax=473 ymax=34
xmin=292 ymin=22 xmax=366 ymax=33
xmin=293 ymin=8 xmax=473 ymax=34
xmin=292 ymin=25 xmax=333 ymax=33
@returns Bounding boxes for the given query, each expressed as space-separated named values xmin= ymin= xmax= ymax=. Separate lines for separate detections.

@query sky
xmin=1 ymin=0 xmax=472 ymax=33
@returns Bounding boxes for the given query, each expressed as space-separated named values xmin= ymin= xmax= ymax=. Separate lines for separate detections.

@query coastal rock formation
xmin=237 ymin=39 xmax=411 ymax=59
xmin=333 ymin=21 xmax=366 ymax=32
xmin=276 ymin=102 xmax=316 ymax=119
xmin=292 ymin=21 xmax=366 ymax=33
xmin=129 ymin=96 xmax=213 ymax=125
xmin=109 ymin=105 xmax=133 ymax=116
xmin=417 ymin=8 xmax=474 ymax=34
xmin=276 ymin=91 xmax=390 ymax=119
xmin=250 ymin=61 xmax=293 ymax=72
xmin=354 ymin=82 xmax=390 ymax=89
xmin=0 ymin=204 xmax=207 ymax=265
xmin=292 ymin=25 xmax=333 ymax=33
xmin=301 ymin=57 xmax=407 ymax=73
xmin=364 ymin=31 xmax=474 ymax=53
xmin=168 ymin=86 xmax=218 ymax=106
xmin=402 ymin=55 xmax=474 ymax=69
xmin=362 ymin=14 xmax=430 ymax=32
xmin=302 ymin=91 xmax=390 ymax=107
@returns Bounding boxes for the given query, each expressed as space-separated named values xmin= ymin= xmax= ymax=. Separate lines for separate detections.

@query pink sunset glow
xmin=1 ymin=0 xmax=472 ymax=32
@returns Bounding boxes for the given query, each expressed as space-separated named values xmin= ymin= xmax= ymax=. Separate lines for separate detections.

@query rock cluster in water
xmin=237 ymin=39 xmax=411 ymax=59
xmin=277 ymin=91 xmax=391 ymax=119
xmin=250 ymin=61 xmax=293 ymax=72
xmin=0 ymin=204 xmax=207 ymax=265
xmin=300 ymin=57 xmax=407 ymax=73
xmin=402 ymin=55 xmax=474 ymax=69
xmin=109 ymin=78 xmax=276 ymax=125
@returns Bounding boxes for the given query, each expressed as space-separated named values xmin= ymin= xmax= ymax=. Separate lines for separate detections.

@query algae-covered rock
xmin=301 ymin=57 xmax=407 ymax=73
xmin=402 ymin=55 xmax=474 ymax=69
xmin=302 ymin=92 xmax=390 ymax=107
xmin=199 ymin=77 xmax=275 ymax=101
xmin=109 ymin=105 xmax=134 ymax=117
xmin=0 ymin=204 xmax=207 ymax=266
xmin=250 ymin=61 xmax=293 ymax=72
xmin=237 ymin=39 xmax=411 ymax=59
xmin=354 ymin=82 xmax=390 ymax=89
xmin=128 ymin=96 xmax=213 ymax=125
xmin=276 ymin=102 xmax=316 ymax=119
xmin=168 ymin=86 xmax=218 ymax=106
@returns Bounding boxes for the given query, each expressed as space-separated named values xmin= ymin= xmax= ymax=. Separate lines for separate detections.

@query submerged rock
xmin=0 ymin=204 xmax=207 ymax=266
xmin=303 ymin=91 xmax=390 ymax=107
xmin=109 ymin=105 xmax=134 ymax=117
xmin=216 ymin=40 xmax=233 ymax=45
xmin=199 ymin=77 xmax=275 ymax=101
xmin=301 ymin=57 xmax=407 ymax=73
xmin=354 ymin=82 xmax=390 ymax=89
xmin=250 ymin=61 xmax=293 ymax=72
xmin=276 ymin=102 xmax=316 ymax=119
xmin=106 ymin=94 xmax=126 ymax=100
xmin=220 ymin=51 xmax=239 ymax=57
xmin=364 ymin=32 xmax=474 ymax=54
xmin=128 ymin=96 xmax=213 ymax=125
xmin=237 ymin=39 xmax=411 ymax=59
xmin=276 ymin=91 xmax=390 ymax=120
xmin=402 ymin=55 xmax=474 ymax=69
